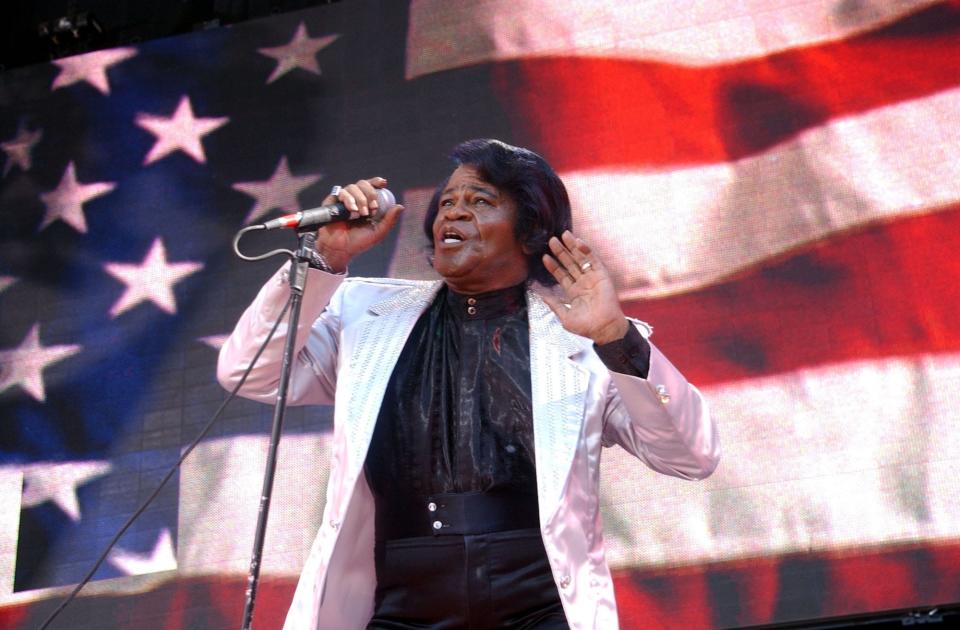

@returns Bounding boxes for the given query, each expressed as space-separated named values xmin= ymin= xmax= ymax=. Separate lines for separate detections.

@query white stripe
xmin=177 ymin=433 xmax=334 ymax=577
xmin=569 ymin=88 xmax=960 ymax=299
xmin=388 ymin=88 xmax=960 ymax=298
xmin=600 ymin=352 xmax=960 ymax=570
xmin=0 ymin=468 xmax=23 ymax=597
xmin=406 ymin=0 xmax=940 ymax=79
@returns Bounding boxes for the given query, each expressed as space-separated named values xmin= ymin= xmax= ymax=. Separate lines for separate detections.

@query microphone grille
xmin=376 ymin=188 xmax=396 ymax=209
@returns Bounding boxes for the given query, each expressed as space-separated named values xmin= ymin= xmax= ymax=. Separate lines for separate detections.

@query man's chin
xmin=432 ymin=255 xmax=472 ymax=279
xmin=435 ymin=268 xmax=468 ymax=282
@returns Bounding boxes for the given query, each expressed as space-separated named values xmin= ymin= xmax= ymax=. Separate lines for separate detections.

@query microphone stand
xmin=240 ymin=229 xmax=317 ymax=630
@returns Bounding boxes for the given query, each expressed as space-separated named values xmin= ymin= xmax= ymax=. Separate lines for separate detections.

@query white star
xmin=0 ymin=323 xmax=82 ymax=402
xmin=109 ymin=528 xmax=177 ymax=576
xmin=232 ymin=156 xmax=323 ymax=224
xmin=258 ymin=22 xmax=339 ymax=84
xmin=198 ymin=334 xmax=228 ymax=350
xmin=39 ymin=161 xmax=116 ymax=233
xmin=0 ymin=276 xmax=15 ymax=294
xmin=2 ymin=122 xmax=43 ymax=176
xmin=21 ymin=461 xmax=112 ymax=522
xmin=103 ymin=237 xmax=203 ymax=318
xmin=135 ymin=96 xmax=229 ymax=165
xmin=51 ymin=47 xmax=137 ymax=95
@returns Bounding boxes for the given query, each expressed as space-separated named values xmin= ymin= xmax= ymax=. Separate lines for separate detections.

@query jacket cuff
xmin=593 ymin=323 xmax=651 ymax=378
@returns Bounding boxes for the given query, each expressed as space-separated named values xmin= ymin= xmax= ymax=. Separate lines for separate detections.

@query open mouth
xmin=440 ymin=229 xmax=466 ymax=244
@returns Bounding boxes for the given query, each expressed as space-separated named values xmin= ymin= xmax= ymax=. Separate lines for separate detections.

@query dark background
xmin=0 ymin=0 xmax=339 ymax=72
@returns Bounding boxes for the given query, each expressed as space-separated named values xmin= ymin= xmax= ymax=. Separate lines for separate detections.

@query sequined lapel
xmin=526 ymin=290 xmax=592 ymax=525
xmin=342 ymin=281 xmax=443 ymax=472
xmin=368 ymin=281 xmax=443 ymax=316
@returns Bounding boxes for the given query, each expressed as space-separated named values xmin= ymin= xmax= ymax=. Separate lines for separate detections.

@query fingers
xmin=549 ymin=235 xmax=580 ymax=280
xmin=343 ymin=183 xmax=370 ymax=217
xmin=562 ymin=230 xmax=593 ymax=259
xmin=559 ymin=230 xmax=594 ymax=271
xmin=544 ymin=230 xmax=598 ymax=285
xmin=543 ymin=251 xmax=577 ymax=292
xmin=326 ymin=177 xmax=390 ymax=218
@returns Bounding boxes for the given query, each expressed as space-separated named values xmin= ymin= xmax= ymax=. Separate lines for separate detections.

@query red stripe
xmin=622 ymin=204 xmax=960 ymax=386
xmin=0 ymin=575 xmax=293 ymax=629
xmin=613 ymin=540 xmax=960 ymax=628
xmin=490 ymin=1 xmax=960 ymax=171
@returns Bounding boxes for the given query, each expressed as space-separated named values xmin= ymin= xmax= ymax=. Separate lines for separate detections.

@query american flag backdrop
xmin=1 ymin=0 xmax=960 ymax=628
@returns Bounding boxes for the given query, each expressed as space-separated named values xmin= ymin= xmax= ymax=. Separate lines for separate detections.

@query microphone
xmin=260 ymin=188 xmax=396 ymax=230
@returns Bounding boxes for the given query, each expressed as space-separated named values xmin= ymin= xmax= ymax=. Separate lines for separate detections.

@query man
xmin=218 ymin=139 xmax=719 ymax=629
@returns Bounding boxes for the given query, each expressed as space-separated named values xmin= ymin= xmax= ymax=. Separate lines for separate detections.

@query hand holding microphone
xmin=260 ymin=179 xmax=397 ymax=230
xmin=285 ymin=176 xmax=404 ymax=273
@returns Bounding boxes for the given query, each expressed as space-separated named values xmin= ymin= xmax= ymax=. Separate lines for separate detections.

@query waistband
xmin=375 ymin=490 xmax=541 ymax=541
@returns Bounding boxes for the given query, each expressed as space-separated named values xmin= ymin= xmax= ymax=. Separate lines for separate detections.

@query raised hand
xmin=541 ymin=231 xmax=630 ymax=345
xmin=314 ymin=176 xmax=404 ymax=272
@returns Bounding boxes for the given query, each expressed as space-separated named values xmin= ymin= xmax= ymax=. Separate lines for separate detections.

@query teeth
xmin=443 ymin=237 xmax=460 ymax=244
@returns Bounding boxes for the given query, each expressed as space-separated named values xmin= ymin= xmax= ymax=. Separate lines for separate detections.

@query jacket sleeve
xmin=216 ymin=265 xmax=347 ymax=406
xmin=600 ymin=326 xmax=720 ymax=481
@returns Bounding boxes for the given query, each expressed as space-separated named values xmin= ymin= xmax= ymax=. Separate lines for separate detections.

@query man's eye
xmin=474 ymin=198 xmax=489 ymax=206
xmin=440 ymin=199 xmax=453 ymax=207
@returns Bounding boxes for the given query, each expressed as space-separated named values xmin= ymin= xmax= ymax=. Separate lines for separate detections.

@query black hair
xmin=422 ymin=138 xmax=573 ymax=286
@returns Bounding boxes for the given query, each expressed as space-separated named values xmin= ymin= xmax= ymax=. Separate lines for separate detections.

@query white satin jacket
xmin=217 ymin=267 xmax=719 ymax=630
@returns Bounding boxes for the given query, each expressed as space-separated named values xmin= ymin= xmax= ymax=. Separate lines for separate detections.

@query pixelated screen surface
xmin=1 ymin=0 xmax=959 ymax=627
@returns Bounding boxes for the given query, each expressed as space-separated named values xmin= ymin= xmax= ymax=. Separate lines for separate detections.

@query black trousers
xmin=367 ymin=528 xmax=569 ymax=630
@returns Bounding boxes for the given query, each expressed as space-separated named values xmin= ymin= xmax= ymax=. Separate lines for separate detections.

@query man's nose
xmin=441 ymin=201 xmax=470 ymax=219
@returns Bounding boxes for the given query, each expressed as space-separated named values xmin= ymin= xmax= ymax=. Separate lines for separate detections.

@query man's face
xmin=431 ymin=165 xmax=530 ymax=294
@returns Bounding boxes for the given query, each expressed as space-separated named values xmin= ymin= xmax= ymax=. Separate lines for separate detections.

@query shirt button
xmin=656 ymin=384 xmax=671 ymax=405
xmin=467 ymin=297 xmax=477 ymax=305
xmin=467 ymin=306 xmax=477 ymax=315
xmin=559 ymin=575 xmax=571 ymax=588
xmin=427 ymin=501 xmax=437 ymax=512
xmin=329 ymin=520 xmax=340 ymax=530
xmin=432 ymin=520 xmax=443 ymax=530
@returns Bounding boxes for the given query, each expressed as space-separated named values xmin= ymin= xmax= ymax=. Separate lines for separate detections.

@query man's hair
xmin=422 ymin=138 xmax=573 ymax=286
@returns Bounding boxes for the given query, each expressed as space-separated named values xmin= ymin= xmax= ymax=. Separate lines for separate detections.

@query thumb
xmin=377 ymin=204 xmax=405 ymax=232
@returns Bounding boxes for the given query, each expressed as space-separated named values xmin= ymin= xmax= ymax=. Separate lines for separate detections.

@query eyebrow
xmin=440 ymin=184 xmax=499 ymax=198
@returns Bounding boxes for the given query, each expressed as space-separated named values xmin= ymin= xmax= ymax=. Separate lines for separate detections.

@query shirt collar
xmin=444 ymin=282 xmax=527 ymax=320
